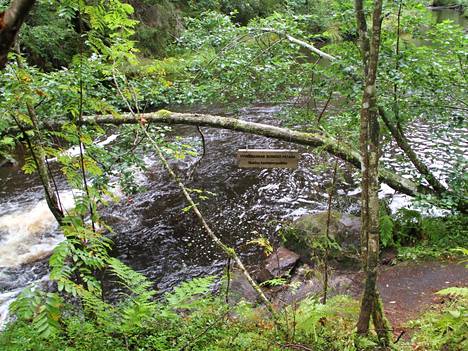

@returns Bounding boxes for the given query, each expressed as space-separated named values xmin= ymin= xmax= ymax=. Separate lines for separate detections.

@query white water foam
xmin=0 ymin=191 xmax=75 ymax=268
xmin=0 ymin=191 xmax=76 ymax=329
xmin=48 ymin=134 xmax=119 ymax=161
xmin=0 ymin=290 xmax=20 ymax=329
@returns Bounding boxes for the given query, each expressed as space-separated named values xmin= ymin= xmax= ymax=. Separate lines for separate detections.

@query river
xmin=1 ymin=102 xmax=466 ymax=327
xmin=1 ymin=7 xmax=467 ymax=329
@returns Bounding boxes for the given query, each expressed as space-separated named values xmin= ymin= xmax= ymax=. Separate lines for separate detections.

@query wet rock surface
xmin=228 ymin=268 xmax=259 ymax=304
xmin=284 ymin=211 xmax=361 ymax=265
xmin=257 ymin=247 xmax=300 ymax=283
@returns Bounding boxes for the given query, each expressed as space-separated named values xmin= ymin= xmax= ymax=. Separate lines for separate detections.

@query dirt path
xmin=376 ymin=260 xmax=467 ymax=332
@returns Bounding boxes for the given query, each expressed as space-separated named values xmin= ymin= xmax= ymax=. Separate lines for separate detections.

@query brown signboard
xmin=237 ymin=149 xmax=299 ymax=169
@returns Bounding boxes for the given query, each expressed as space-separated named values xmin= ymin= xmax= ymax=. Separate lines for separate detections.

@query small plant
xmin=409 ymin=287 xmax=468 ymax=351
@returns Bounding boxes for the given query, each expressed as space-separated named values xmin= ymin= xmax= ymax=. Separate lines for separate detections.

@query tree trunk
xmin=378 ymin=106 xmax=447 ymax=194
xmin=0 ymin=0 xmax=36 ymax=68
xmin=11 ymin=53 xmax=64 ymax=224
xmin=355 ymin=0 xmax=391 ymax=345
xmin=29 ymin=110 xmax=436 ymax=197
xmin=7 ymin=110 xmax=465 ymax=213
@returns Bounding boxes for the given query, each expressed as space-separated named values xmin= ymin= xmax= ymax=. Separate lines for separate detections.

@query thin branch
xmin=256 ymin=28 xmax=337 ymax=61
xmin=187 ymin=125 xmax=206 ymax=180
xmin=317 ymin=90 xmax=333 ymax=123
xmin=77 ymin=6 xmax=96 ymax=232
xmin=141 ymin=125 xmax=278 ymax=319
xmin=378 ymin=106 xmax=447 ymax=193
xmin=393 ymin=0 xmax=403 ymax=129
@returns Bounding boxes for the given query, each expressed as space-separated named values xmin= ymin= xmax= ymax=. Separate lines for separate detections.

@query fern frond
xmin=10 ymin=288 xmax=63 ymax=338
xmin=437 ymin=287 xmax=468 ymax=298
xmin=165 ymin=276 xmax=215 ymax=309
xmin=108 ymin=258 xmax=152 ymax=289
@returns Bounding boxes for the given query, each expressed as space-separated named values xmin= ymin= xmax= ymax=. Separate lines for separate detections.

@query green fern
xmin=294 ymin=295 xmax=358 ymax=342
xmin=165 ymin=276 xmax=215 ymax=309
xmin=10 ymin=288 xmax=62 ymax=338
xmin=380 ymin=215 xmax=394 ymax=248
xmin=107 ymin=257 xmax=154 ymax=297
xmin=437 ymin=287 xmax=468 ymax=298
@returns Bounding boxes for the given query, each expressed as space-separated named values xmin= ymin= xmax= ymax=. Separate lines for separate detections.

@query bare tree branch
xmin=0 ymin=0 xmax=36 ymax=68
xmin=257 ymin=27 xmax=337 ymax=61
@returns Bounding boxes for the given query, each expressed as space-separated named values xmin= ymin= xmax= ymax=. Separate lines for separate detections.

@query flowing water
xmin=1 ymin=103 xmax=466 ymax=328
xmin=1 ymin=7 xmax=467 ymax=329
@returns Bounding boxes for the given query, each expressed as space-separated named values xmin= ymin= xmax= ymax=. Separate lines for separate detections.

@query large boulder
xmin=228 ymin=268 xmax=261 ymax=304
xmin=283 ymin=211 xmax=361 ymax=265
xmin=255 ymin=246 xmax=300 ymax=283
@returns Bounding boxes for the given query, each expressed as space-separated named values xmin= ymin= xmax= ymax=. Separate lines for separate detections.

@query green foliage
xmin=247 ymin=235 xmax=273 ymax=255
xmin=2 ymin=288 xmax=367 ymax=351
xmin=394 ymin=208 xmax=424 ymax=246
xmin=9 ymin=288 xmax=62 ymax=338
xmin=409 ymin=287 xmax=468 ymax=351
xmin=164 ymin=276 xmax=215 ymax=310
xmin=19 ymin=2 xmax=80 ymax=69
xmin=380 ymin=214 xmax=394 ymax=248
xmin=2 ymin=1 xmax=467 ymax=350
xmin=394 ymin=211 xmax=467 ymax=260
xmin=290 ymin=295 xmax=371 ymax=350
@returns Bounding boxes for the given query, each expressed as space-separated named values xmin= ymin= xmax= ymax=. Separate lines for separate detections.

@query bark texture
xmin=25 ymin=103 xmax=64 ymax=223
xmin=35 ymin=110 xmax=433 ymax=198
xmin=354 ymin=0 xmax=391 ymax=344
xmin=11 ymin=54 xmax=64 ymax=223
xmin=0 ymin=0 xmax=36 ymax=68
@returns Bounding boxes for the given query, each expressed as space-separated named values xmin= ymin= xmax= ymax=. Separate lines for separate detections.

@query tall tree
xmin=354 ymin=0 xmax=391 ymax=344
xmin=0 ymin=0 xmax=36 ymax=68
xmin=1 ymin=1 xmax=64 ymax=222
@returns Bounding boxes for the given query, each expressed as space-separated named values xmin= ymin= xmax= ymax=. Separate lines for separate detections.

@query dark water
xmin=431 ymin=7 xmax=468 ymax=28
xmin=1 ymin=7 xmax=466 ymax=326
xmin=103 ymin=105 xmax=359 ymax=291
xmin=0 ymin=105 xmax=361 ymax=324
xmin=0 ymin=99 xmax=466 ymax=326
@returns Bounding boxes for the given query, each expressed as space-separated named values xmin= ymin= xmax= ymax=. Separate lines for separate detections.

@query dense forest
xmin=0 ymin=0 xmax=467 ymax=350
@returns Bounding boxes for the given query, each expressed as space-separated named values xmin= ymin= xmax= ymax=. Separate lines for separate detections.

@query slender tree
xmin=354 ymin=0 xmax=391 ymax=344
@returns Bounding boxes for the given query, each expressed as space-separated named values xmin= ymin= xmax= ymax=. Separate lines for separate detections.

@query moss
xmin=283 ymin=211 xmax=361 ymax=266
xmin=156 ymin=109 xmax=172 ymax=118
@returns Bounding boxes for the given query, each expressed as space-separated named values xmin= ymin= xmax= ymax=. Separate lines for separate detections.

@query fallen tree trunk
xmin=257 ymin=28 xmax=337 ymax=62
xmin=38 ymin=110 xmax=432 ymax=198
xmin=378 ymin=106 xmax=447 ymax=194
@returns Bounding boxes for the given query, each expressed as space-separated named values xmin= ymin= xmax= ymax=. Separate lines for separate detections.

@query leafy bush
xmin=2 ymin=269 xmax=369 ymax=351
xmin=394 ymin=211 xmax=467 ymax=260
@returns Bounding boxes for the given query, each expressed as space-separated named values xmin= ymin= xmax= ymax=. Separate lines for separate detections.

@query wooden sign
xmin=237 ymin=149 xmax=299 ymax=169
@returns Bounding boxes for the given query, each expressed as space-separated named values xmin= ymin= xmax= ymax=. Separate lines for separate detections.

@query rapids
xmin=0 ymin=105 xmax=466 ymax=328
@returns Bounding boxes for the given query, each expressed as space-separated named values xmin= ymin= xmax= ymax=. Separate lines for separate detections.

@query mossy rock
xmin=283 ymin=211 xmax=361 ymax=265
